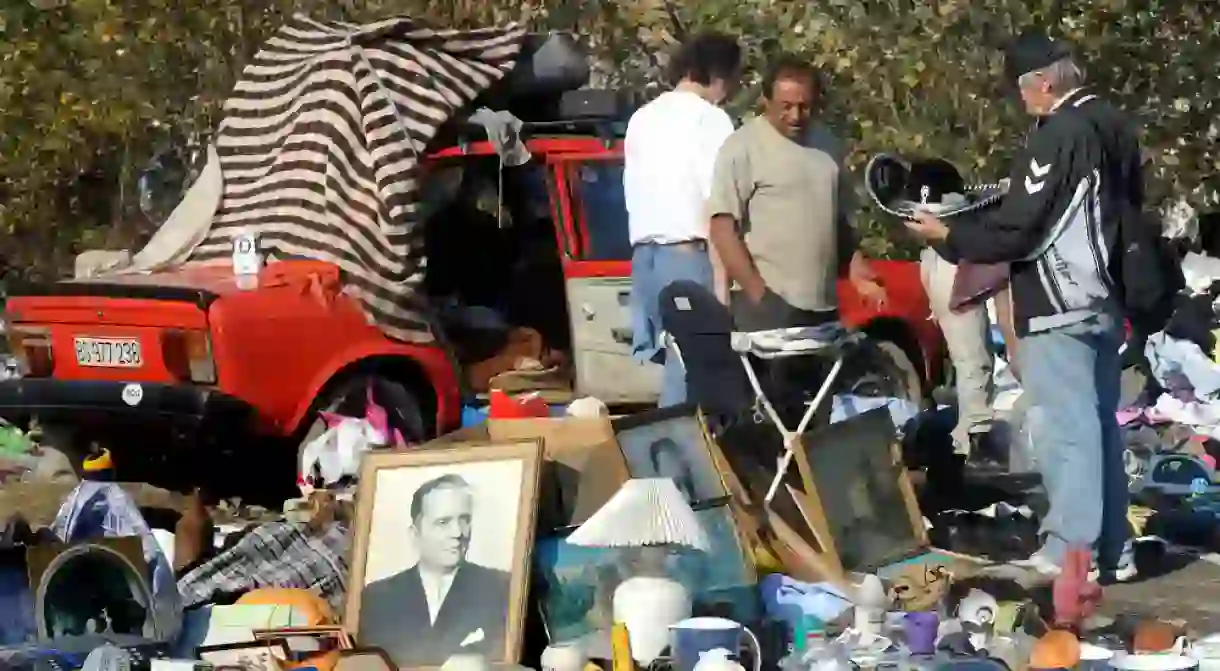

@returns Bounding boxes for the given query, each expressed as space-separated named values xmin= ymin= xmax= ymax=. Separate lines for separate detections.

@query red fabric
xmin=1052 ymin=545 xmax=1102 ymax=628
xmin=488 ymin=390 xmax=549 ymax=419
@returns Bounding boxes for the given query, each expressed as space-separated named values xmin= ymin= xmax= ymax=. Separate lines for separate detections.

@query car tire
xmin=838 ymin=338 xmax=925 ymax=406
xmin=296 ymin=374 xmax=427 ymax=480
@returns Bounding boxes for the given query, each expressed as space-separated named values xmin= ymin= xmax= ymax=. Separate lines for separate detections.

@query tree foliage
xmin=1 ymin=0 xmax=1217 ymax=276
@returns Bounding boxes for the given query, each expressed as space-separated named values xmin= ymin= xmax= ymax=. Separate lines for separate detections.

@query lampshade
xmin=566 ymin=478 xmax=709 ymax=551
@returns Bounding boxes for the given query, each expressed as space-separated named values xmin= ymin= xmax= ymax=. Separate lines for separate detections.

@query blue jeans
xmin=1020 ymin=312 xmax=1130 ymax=569
xmin=630 ymin=242 xmax=714 ymax=407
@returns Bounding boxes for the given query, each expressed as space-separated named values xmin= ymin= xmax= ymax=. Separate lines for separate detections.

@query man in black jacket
xmin=904 ymin=31 xmax=1137 ymax=582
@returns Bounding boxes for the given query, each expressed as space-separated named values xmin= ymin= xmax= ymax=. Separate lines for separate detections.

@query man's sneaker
xmin=1093 ymin=563 xmax=1138 ymax=584
xmin=1011 ymin=552 xmax=1138 ymax=583
xmin=1010 ymin=550 xmax=1062 ymax=576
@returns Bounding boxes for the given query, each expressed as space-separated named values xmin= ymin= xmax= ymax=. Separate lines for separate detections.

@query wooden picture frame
xmin=197 ymin=639 xmax=291 ymax=671
xmin=335 ymin=647 xmax=398 ymax=671
xmin=792 ymin=407 xmax=928 ymax=572
xmin=253 ymin=624 xmax=354 ymax=649
xmin=706 ymin=416 xmax=845 ymax=580
xmin=612 ymin=404 xmax=729 ymax=506
xmin=346 ymin=441 xmax=544 ymax=670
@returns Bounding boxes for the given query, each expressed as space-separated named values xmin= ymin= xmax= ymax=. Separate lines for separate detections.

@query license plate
xmin=74 ymin=337 xmax=143 ymax=368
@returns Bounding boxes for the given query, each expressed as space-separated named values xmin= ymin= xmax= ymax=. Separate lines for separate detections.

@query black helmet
xmin=864 ymin=153 xmax=1008 ymax=219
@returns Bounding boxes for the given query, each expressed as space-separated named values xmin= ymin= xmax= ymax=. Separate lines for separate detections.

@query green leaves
xmin=1 ymin=0 xmax=1217 ymax=276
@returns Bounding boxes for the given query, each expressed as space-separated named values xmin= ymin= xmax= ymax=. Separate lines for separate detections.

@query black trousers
xmin=730 ymin=289 xmax=839 ymax=427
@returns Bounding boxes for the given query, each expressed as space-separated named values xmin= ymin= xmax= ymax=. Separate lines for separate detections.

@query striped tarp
xmin=187 ymin=14 xmax=526 ymax=342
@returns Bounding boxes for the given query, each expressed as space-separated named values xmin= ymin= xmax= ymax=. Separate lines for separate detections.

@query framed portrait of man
xmin=613 ymin=404 xmax=727 ymax=505
xmin=345 ymin=441 xmax=544 ymax=669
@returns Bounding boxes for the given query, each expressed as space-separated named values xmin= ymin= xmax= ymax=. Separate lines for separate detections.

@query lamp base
xmin=612 ymin=575 xmax=692 ymax=664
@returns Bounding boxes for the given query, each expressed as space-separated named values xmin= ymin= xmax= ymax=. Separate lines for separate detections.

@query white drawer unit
xmin=565 ymin=276 xmax=662 ymax=404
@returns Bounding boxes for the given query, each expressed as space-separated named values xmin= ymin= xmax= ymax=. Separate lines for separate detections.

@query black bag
xmin=1111 ymin=203 xmax=1185 ymax=336
xmin=1064 ymin=100 xmax=1185 ymax=335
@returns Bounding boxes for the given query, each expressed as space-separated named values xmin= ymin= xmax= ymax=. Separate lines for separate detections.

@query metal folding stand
xmin=667 ymin=323 xmax=862 ymax=504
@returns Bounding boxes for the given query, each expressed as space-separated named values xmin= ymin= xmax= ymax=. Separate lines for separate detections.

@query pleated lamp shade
xmin=566 ymin=478 xmax=710 ymax=551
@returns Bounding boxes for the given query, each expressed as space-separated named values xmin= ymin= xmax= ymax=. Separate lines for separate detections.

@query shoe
xmin=1094 ymin=563 xmax=1138 ymax=584
xmin=1012 ymin=551 xmax=1138 ymax=582
xmin=1010 ymin=550 xmax=1062 ymax=576
xmin=964 ymin=431 xmax=1009 ymax=474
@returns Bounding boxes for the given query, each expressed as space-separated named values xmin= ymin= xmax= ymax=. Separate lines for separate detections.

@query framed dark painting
xmin=795 ymin=408 xmax=927 ymax=571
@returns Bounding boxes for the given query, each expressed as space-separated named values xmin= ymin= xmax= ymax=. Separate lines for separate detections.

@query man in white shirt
xmin=624 ymin=31 xmax=742 ymax=406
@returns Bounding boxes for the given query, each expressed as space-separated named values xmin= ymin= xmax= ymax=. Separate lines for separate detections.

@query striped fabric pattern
xmin=188 ymin=14 xmax=526 ymax=342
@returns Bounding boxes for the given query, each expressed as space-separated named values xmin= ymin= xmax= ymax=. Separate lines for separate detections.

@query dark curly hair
xmin=762 ymin=54 xmax=821 ymax=100
xmin=668 ymin=31 xmax=743 ymax=87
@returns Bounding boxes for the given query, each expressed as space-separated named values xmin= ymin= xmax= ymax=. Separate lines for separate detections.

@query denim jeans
xmin=1020 ymin=311 xmax=1130 ymax=569
xmin=630 ymin=241 xmax=714 ymax=407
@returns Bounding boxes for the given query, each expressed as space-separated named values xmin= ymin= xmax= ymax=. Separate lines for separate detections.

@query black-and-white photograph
xmin=347 ymin=442 xmax=543 ymax=669
xmin=613 ymin=405 xmax=726 ymax=504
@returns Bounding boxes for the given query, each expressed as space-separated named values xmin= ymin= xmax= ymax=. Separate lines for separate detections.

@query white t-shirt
xmin=623 ymin=91 xmax=735 ymax=246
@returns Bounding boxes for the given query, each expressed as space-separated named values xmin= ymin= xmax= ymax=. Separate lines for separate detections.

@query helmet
xmin=864 ymin=153 xmax=1008 ymax=219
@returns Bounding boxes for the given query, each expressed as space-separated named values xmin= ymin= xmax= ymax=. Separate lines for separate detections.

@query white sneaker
xmin=1093 ymin=562 xmax=1138 ymax=584
xmin=1011 ymin=553 xmax=1138 ymax=582
xmin=1010 ymin=551 xmax=1062 ymax=576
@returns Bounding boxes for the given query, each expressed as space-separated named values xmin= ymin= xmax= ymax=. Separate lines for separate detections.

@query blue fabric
xmin=0 ymin=563 xmax=34 ymax=645
xmin=1020 ymin=312 xmax=1131 ymax=569
xmin=629 ymin=243 xmax=713 ymax=407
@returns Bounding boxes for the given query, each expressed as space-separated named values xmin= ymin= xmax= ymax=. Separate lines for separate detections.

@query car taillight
xmin=160 ymin=329 xmax=217 ymax=384
xmin=7 ymin=326 xmax=54 ymax=377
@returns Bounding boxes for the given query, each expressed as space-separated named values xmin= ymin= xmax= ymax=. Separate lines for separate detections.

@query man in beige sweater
xmin=707 ymin=54 xmax=885 ymax=418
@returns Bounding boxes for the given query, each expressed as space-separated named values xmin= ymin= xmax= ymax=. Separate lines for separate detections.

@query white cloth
xmin=623 ymin=91 xmax=734 ymax=245
xmin=1144 ymin=331 xmax=1220 ymax=398
xmin=74 ymin=145 xmax=224 ymax=279
xmin=1181 ymin=252 xmax=1220 ymax=294
xmin=1152 ymin=395 xmax=1220 ymax=440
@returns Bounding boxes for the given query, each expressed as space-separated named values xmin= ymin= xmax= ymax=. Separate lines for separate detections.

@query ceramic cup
xmin=902 ymin=611 xmax=939 ymax=655
xmin=1077 ymin=642 xmax=1115 ymax=671
xmin=669 ymin=617 xmax=761 ymax=671
xmin=541 ymin=643 xmax=588 ymax=671
xmin=1189 ymin=635 xmax=1220 ymax=671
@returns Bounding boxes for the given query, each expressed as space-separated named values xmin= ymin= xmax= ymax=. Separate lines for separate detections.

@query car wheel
xmin=838 ymin=338 xmax=925 ymax=406
xmin=297 ymin=374 xmax=428 ymax=479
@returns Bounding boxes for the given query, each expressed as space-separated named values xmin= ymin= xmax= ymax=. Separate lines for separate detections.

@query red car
xmin=0 ymin=117 xmax=945 ymax=491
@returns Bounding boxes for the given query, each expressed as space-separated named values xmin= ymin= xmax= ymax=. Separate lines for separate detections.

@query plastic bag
xmin=300 ymin=415 xmax=384 ymax=487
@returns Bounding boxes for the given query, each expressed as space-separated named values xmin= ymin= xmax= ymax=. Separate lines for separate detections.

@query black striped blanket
xmin=188 ymin=14 xmax=526 ymax=342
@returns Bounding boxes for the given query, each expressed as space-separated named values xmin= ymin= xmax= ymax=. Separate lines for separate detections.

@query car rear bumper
xmin=0 ymin=378 xmax=254 ymax=429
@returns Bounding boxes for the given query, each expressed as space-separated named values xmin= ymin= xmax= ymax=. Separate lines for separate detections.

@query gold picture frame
xmin=345 ymin=441 xmax=543 ymax=670
xmin=792 ymin=407 xmax=928 ymax=572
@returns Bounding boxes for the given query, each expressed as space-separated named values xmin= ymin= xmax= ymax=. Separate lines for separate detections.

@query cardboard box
xmin=426 ymin=418 xmax=630 ymax=530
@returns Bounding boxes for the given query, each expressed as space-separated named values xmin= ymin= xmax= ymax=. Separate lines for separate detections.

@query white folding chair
xmin=666 ymin=323 xmax=863 ymax=504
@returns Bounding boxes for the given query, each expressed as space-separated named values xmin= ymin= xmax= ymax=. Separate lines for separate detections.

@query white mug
xmin=1189 ymin=635 xmax=1220 ymax=671
xmin=541 ymin=643 xmax=588 ymax=671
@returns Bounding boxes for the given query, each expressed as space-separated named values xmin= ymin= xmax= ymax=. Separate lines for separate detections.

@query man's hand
xmin=849 ymin=253 xmax=888 ymax=310
xmin=904 ymin=211 xmax=950 ymax=242
xmin=742 ymin=276 xmax=768 ymax=304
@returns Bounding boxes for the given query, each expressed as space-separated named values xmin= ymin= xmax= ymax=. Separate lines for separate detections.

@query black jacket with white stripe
xmin=944 ymin=88 xmax=1143 ymax=336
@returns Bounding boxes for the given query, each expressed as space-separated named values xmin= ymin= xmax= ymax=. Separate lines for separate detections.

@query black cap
xmin=1004 ymin=29 xmax=1073 ymax=82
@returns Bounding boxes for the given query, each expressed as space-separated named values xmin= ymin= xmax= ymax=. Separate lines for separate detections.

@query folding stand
xmin=667 ymin=323 xmax=863 ymax=504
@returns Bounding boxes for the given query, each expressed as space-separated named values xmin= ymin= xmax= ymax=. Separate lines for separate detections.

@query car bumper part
xmin=0 ymin=378 xmax=254 ymax=429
